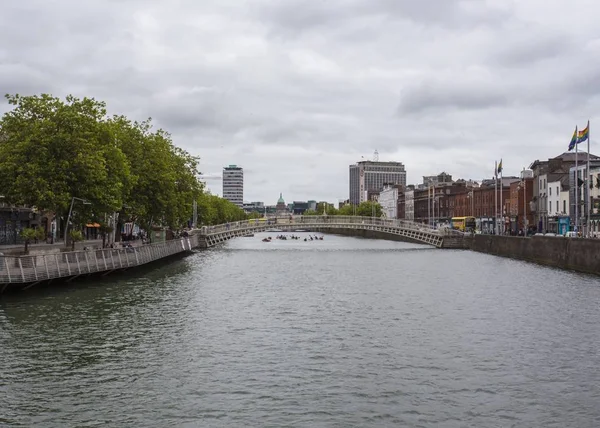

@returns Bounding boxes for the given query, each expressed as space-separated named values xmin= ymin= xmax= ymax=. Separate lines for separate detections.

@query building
xmin=349 ymin=160 xmax=406 ymax=205
xmin=416 ymin=172 xmax=453 ymax=190
xmin=569 ymin=159 xmax=600 ymax=234
xmin=507 ymin=178 xmax=534 ymax=234
xmin=529 ymin=152 xmax=600 ymax=232
xmin=276 ymin=193 xmax=288 ymax=214
xmin=222 ymin=165 xmax=244 ymax=208
xmin=291 ymin=201 xmax=309 ymax=214
xmin=243 ymin=201 xmax=265 ymax=215
xmin=404 ymin=188 xmax=415 ymax=221
xmin=547 ymin=176 xmax=570 ymax=234
xmin=378 ymin=184 xmax=403 ymax=219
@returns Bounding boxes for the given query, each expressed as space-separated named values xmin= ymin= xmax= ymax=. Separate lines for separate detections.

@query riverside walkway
xmin=199 ymin=215 xmax=466 ymax=249
xmin=0 ymin=235 xmax=198 ymax=291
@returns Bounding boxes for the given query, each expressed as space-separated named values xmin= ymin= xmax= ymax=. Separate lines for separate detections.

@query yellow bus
xmin=451 ymin=216 xmax=476 ymax=232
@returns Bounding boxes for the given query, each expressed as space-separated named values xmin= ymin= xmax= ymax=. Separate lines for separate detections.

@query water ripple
xmin=1 ymin=233 xmax=600 ymax=427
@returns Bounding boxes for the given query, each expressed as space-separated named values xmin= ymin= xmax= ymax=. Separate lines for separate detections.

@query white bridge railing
xmin=201 ymin=216 xmax=461 ymax=236
xmin=0 ymin=235 xmax=199 ymax=286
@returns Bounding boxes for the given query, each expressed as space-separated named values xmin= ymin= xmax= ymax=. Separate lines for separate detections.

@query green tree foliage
xmin=20 ymin=228 xmax=38 ymax=254
xmin=69 ymin=230 xmax=84 ymax=251
xmin=304 ymin=202 xmax=380 ymax=217
xmin=337 ymin=204 xmax=355 ymax=216
xmin=0 ymin=93 xmax=241 ymax=232
xmin=0 ymin=94 xmax=129 ymax=223
xmin=355 ymin=201 xmax=382 ymax=217
xmin=196 ymin=192 xmax=246 ymax=225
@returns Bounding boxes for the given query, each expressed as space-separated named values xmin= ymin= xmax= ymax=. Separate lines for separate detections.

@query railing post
xmin=18 ymin=258 xmax=25 ymax=282
xmin=134 ymin=248 xmax=140 ymax=265
xmin=84 ymin=252 xmax=91 ymax=273
xmin=117 ymin=250 xmax=123 ymax=268
xmin=65 ymin=253 xmax=71 ymax=275
xmin=32 ymin=256 xmax=38 ymax=281
xmin=43 ymin=255 xmax=49 ymax=279
xmin=5 ymin=257 xmax=12 ymax=283
xmin=55 ymin=254 xmax=61 ymax=276
xmin=75 ymin=252 xmax=82 ymax=274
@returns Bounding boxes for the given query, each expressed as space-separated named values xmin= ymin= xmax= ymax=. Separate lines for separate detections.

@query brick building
xmin=507 ymin=178 xmax=534 ymax=234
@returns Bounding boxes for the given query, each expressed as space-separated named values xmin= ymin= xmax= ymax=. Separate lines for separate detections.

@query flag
xmin=578 ymin=121 xmax=589 ymax=143
xmin=568 ymin=126 xmax=578 ymax=151
xmin=497 ymin=159 xmax=503 ymax=175
xmin=494 ymin=160 xmax=498 ymax=178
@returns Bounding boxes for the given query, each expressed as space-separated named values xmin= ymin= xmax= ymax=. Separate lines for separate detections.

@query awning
xmin=85 ymin=223 xmax=101 ymax=228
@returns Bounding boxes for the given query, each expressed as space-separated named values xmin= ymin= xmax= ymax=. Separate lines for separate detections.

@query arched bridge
xmin=197 ymin=216 xmax=468 ymax=249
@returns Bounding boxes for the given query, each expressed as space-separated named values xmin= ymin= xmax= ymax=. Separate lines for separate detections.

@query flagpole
xmin=494 ymin=160 xmax=498 ymax=234
xmin=575 ymin=137 xmax=579 ymax=233
xmin=428 ymin=183 xmax=431 ymax=227
xmin=500 ymin=164 xmax=503 ymax=235
xmin=587 ymin=120 xmax=591 ymax=237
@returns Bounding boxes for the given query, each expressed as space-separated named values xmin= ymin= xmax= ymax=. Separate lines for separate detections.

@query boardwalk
xmin=0 ymin=235 xmax=198 ymax=289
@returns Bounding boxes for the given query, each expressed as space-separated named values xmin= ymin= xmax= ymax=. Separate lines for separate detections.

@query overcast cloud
xmin=2 ymin=0 xmax=600 ymax=204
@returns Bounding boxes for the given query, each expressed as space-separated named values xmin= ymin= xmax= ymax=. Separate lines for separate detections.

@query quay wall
xmin=470 ymin=235 xmax=600 ymax=275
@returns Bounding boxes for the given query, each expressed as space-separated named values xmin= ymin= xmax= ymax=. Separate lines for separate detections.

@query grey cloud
xmin=2 ymin=0 xmax=600 ymax=202
xmin=258 ymin=0 xmax=511 ymax=37
xmin=491 ymin=30 xmax=574 ymax=67
xmin=397 ymin=81 xmax=509 ymax=115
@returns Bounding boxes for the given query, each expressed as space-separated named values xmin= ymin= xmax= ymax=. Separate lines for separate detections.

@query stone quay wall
xmin=470 ymin=234 xmax=600 ymax=275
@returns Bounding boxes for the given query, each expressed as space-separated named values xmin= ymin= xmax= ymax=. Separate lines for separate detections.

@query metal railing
xmin=201 ymin=216 xmax=446 ymax=235
xmin=0 ymin=235 xmax=199 ymax=285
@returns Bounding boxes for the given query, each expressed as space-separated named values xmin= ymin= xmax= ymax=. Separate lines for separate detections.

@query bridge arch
xmin=197 ymin=216 xmax=466 ymax=249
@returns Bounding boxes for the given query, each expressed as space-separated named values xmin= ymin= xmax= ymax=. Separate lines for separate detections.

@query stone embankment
xmin=470 ymin=234 xmax=600 ymax=275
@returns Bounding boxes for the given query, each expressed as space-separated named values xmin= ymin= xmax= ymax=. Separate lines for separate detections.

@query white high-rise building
xmin=222 ymin=165 xmax=243 ymax=208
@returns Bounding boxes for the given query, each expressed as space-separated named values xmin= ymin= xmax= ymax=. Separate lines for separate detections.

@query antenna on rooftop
xmin=373 ymin=149 xmax=379 ymax=162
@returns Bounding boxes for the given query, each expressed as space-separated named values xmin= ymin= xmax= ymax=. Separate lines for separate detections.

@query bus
xmin=451 ymin=216 xmax=476 ymax=232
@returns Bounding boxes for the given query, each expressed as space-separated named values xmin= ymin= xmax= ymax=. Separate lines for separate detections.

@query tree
xmin=20 ymin=228 xmax=38 ymax=254
xmin=0 ymin=94 xmax=131 ymax=235
xmin=338 ymin=204 xmax=355 ymax=216
xmin=69 ymin=230 xmax=84 ymax=251
xmin=356 ymin=201 xmax=382 ymax=217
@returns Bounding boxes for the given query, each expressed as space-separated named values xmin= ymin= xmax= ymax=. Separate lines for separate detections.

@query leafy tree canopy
xmin=0 ymin=93 xmax=246 ymax=230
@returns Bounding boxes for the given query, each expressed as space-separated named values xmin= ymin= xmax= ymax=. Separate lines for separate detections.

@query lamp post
xmin=64 ymin=197 xmax=91 ymax=246
xmin=518 ymin=170 xmax=527 ymax=237
xmin=467 ymin=191 xmax=474 ymax=217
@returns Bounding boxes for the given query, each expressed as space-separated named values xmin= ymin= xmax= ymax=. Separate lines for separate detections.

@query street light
xmin=467 ymin=191 xmax=474 ymax=217
xmin=64 ymin=197 xmax=91 ymax=246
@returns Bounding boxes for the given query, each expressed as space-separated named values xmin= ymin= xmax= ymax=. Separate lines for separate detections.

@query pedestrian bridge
xmin=198 ymin=216 xmax=467 ymax=249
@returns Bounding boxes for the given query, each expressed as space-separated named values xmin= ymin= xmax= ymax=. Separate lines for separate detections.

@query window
xmin=556 ymin=201 xmax=559 ymax=212
xmin=550 ymin=187 xmax=552 ymax=196
xmin=563 ymin=200 xmax=566 ymax=213
xmin=557 ymin=186 xmax=559 ymax=195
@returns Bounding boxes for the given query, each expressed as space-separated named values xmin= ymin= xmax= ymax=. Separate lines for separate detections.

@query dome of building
xmin=277 ymin=193 xmax=285 ymax=204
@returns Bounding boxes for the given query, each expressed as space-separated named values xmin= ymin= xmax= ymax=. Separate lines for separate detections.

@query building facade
xmin=404 ymin=189 xmax=414 ymax=221
xmin=379 ymin=184 xmax=403 ymax=219
xmin=349 ymin=160 xmax=406 ymax=205
xmin=222 ymin=165 xmax=244 ymax=208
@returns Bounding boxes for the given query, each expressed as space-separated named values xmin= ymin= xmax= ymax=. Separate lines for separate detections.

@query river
xmin=1 ymin=232 xmax=599 ymax=427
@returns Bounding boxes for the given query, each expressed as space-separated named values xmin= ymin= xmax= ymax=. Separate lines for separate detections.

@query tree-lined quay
xmin=0 ymin=94 xmax=247 ymax=249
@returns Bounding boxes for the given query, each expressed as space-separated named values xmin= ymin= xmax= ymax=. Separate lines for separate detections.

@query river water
xmin=1 ymin=233 xmax=599 ymax=427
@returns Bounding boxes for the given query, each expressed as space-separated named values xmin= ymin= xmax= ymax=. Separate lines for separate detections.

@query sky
xmin=2 ymin=0 xmax=600 ymax=205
